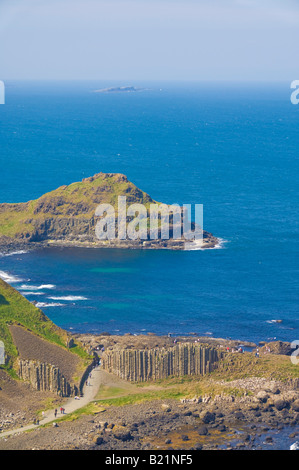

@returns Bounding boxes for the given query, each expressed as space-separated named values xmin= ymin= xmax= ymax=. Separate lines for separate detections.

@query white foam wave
xmin=20 ymin=291 xmax=45 ymax=296
xmin=20 ymin=284 xmax=56 ymax=290
xmin=290 ymin=441 xmax=299 ymax=450
xmin=0 ymin=250 xmax=28 ymax=257
xmin=35 ymin=302 xmax=64 ymax=308
xmin=0 ymin=270 xmax=23 ymax=283
xmin=184 ymin=238 xmax=227 ymax=251
xmin=48 ymin=295 xmax=88 ymax=301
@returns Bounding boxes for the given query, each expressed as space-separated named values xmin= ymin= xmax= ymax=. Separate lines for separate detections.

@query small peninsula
xmin=0 ymin=173 xmax=218 ymax=253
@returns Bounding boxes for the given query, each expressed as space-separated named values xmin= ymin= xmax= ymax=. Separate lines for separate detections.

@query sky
xmin=0 ymin=0 xmax=298 ymax=81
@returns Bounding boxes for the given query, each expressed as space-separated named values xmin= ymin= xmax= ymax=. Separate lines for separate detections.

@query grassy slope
xmin=0 ymin=173 xmax=157 ymax=239
xmin=0 ymin=278 xmax=90 ymax=374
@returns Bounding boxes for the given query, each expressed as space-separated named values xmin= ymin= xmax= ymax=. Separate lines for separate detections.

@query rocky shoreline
xmin=0 ymin=331 xmax=298 ymax=450
xmin=0 ymin=231 xmax=219 ymax=255
xmin=1 ymin=383 xmax=298 ymax=450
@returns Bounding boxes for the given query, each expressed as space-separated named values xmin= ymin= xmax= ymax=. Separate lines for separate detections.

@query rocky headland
xmin=0 ymin=172 xmax=218 ymax=254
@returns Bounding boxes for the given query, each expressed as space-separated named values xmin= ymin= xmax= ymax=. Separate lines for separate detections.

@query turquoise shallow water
xmin=0 ymin=81 xmax=298 ymax=343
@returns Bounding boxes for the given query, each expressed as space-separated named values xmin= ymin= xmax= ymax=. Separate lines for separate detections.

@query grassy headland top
xmin=0 ymin=172 xmax=218 ymax=250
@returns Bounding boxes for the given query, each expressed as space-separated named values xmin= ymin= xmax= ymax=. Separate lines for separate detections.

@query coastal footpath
xmin=0 ymin=281 xmax=298 ymax=449
xmin=1 ymin=334 xmax=298 ymax=450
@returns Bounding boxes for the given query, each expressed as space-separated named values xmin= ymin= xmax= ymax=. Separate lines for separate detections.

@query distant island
xmin=93 ymin=86 xmax=146 ymax=93
xmin=0 ymin=172 xmax=218 ymax=253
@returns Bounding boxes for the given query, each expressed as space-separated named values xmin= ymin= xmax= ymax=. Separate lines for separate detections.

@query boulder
xmin=114 ymin=430 xmax=132 ymax=442
xmin=93 ymin=436 xmax=104 ymax=445
xmin=197 ymin=426 xmax=209 ymax=436
xmin=256 ymin=391 xmax=269 ymax=403
xmin=161 ymin=404 xmax=171 ymax=412
xmin=291 ymin=400 xmax=299 ymax=412
xmin=200 ymin=411 xmax=215 ymax=424
xmin=274 ymin=399 xmax=288 ymax=411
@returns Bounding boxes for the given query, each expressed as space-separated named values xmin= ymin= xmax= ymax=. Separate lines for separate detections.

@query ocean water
xmin=0 ymin=81 xmax=298 ymax=343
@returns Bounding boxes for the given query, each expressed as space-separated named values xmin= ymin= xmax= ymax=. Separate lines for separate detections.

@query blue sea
xmin=0 ymin=80 xmax=298 ymax=344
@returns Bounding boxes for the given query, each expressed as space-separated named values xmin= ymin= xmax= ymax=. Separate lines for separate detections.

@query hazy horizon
xmin=1 ymin=0 xmax=298 ymax=82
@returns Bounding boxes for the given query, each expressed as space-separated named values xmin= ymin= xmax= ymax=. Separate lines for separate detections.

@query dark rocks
xmin=235 ymin=411 xmax=245 ymax=420
xmin=193 ymin=444 xmax=203 ymax=450
xmin=93 ymin=436 xmax=104 ymax=445
xmin=291 ymin=400 xmax=299 ymax=412
xmin=256 ymin=391 xmax=269 ymax=403
xmin=114 ymin=430 xmax=132 ymax=442
xmin=181 ymin=434 xmax=189 ymax=441
xmin=218 ymin=425 xmax=227 ymax=433
xmin=200 ymin=411 xmax=215 ymax=424
xmin=274 ymin=400 xmax=288 ymax=411
xmin=197 ymin=426 xmax=209 ymax=436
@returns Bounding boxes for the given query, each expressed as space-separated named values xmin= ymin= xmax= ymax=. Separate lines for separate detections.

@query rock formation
xmin=17 ymin=359 xmax=79 ymax=397
xmin=101 ymin=343 xmax=221 ymax=382
xmin=0 ymin=173 xmax=218 ymax=252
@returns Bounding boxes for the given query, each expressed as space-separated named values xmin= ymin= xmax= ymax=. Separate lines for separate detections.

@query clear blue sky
xmin=0 ymin=0 xmax=298 ymax=81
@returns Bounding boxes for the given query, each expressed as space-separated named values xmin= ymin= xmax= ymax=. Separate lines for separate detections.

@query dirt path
xmin=0 ymin=365 xmax=102 ymax=439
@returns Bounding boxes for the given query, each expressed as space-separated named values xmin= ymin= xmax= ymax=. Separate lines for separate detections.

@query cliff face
xmin=0 ymin=173 xmax=218 ymax=251
xmin=101 ymin=343 xmax=221 ymax=382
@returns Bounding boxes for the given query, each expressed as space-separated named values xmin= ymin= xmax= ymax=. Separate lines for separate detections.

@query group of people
xmin=54 ymin=407 xmax=65 ymax=418
xmin=226 ymin=346 xmax=244 ymax=353
xmin=32 ymin=365 xmax=99 ymax=427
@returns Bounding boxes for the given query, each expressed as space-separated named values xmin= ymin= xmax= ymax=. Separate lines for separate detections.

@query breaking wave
xmin=184 ymin=238 xmax=227 ymax=251
xmin=20 ymin=284 xmax=56 ymax=290
xmin=0 ymin=270 xmax=24 ymax=283
xmin=35 ymin=302 xmax=64 ymax=308
xmin=0 ymin=250 xmax=28 ymax=257
xmin=48 ymin=295 xmax=88 ymax=301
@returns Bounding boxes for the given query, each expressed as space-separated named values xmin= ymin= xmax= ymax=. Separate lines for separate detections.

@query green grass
xmin=0 ymin=173 xmax=158 ymax=239
xmin=96 ymin=389 xmax=185 ymax=407
xmin=0 ymin=278 xmax=90 ymax=371
xmin=96 ymin=385 xmax=131 ymax=399
xmin=212 ymin=351 xmax=299 ymax=383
